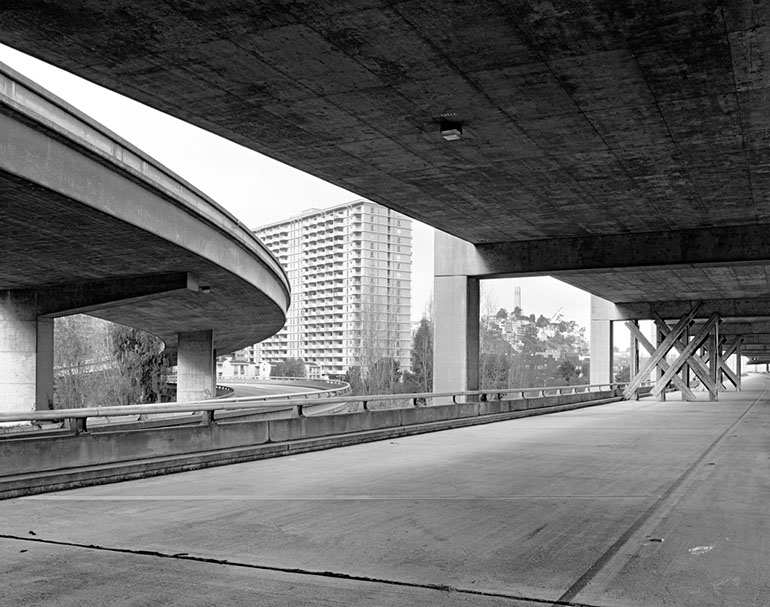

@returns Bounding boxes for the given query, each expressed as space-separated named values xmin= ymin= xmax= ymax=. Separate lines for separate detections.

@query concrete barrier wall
xmin=1 ymin=390 xmax=618 ymax=481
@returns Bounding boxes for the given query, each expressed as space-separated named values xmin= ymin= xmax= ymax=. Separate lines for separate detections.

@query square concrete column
xmin=177 ymin=329 xmax=215 ymax=402
xmin=0 ymin=291 xmax=54 ymax=413
xmin=433 ymin=275 xmax=479 ymax=394
xmin=590 ymin=295 xmax=614 ymax=384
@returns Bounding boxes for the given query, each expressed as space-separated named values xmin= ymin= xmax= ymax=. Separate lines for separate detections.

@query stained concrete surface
xmin=2 ymin=376 xmax=769 ymax=606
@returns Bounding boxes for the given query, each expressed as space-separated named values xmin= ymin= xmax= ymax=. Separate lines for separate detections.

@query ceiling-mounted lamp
xmin=440 ymin=117 xmax=463 ymax=141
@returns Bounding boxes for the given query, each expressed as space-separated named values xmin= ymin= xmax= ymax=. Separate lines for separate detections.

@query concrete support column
xmin=177 ymin=329 xmax=215 ymax=402
xmin=590 ymin=296 xmax=614 ymax=384
xmin=0 ymin=291 xmax=53 ymax=413
xmin=433 ymin=275 xmax=479 ymax=394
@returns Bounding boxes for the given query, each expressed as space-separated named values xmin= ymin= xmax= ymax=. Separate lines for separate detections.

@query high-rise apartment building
xmin=254 ymin=200 xmax=412 ymax=376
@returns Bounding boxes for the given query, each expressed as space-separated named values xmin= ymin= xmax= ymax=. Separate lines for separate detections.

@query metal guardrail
xmin=0 ymin=382 xmax=626 ymax=432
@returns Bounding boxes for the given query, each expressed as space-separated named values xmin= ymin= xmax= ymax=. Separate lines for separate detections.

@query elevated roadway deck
xmin=0 ymin=62 xmax=290 ymax=409
xmin=2 ymin=376 xmax=767 ymax=606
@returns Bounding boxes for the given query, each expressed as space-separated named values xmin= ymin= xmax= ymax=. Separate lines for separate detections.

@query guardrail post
xmin=68 ymin=417 xmax=87 ymax=435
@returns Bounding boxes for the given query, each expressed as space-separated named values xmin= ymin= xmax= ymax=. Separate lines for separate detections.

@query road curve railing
xmin=0 ymin=383 xmax=631 ymax=499
xmin=0 ymin=382 xmax=623 ymax=432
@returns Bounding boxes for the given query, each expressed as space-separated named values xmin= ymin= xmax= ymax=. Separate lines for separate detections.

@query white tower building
xmin=253 ymin=200 xmax=412 ymax=376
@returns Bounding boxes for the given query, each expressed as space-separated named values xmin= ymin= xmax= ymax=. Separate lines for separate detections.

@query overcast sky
xmin=0 ymin=43 xmax=591 ymax=327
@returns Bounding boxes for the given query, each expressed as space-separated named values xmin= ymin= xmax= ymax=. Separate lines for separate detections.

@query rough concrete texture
xmin=176 ymin=330 xmax=215 ymax=402
xmin=3 ymin=2 xmax=770 ymax=304
xmin=2 ymin=376 xmax=769 ymax=606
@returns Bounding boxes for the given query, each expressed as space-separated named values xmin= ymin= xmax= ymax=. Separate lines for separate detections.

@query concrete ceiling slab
xmin=3 ymin=1 xmax=770 ymax=310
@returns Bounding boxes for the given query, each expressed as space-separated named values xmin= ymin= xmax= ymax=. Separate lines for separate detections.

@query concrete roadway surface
xmin=2 ymin=377 xmax=769 ymax=606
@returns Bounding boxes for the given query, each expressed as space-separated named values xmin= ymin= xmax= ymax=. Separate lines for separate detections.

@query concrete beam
xmin=591 ymin=298 xmax=770 ymax=322
xmin=739 ymin=344 xmax=770 ymax=352
xmin=438 ymin=226 xmax=770 ymax=278
xmin=694 ymin=321 xmax=770 ymax=337
xmin=36 ymin=273 xmax=199 ymax=317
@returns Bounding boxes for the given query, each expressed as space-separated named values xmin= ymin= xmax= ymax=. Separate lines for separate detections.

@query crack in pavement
xmin=1 ymin=533 xmax=609 ymax=607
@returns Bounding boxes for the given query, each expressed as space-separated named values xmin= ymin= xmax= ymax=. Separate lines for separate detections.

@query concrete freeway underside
xmin=2 ymin=1 xmax=766 ymax=250
xmin=4 ymin=1 xmax=770 ymax=353
xmin=2 ymin=376 xmax=768 ymax=606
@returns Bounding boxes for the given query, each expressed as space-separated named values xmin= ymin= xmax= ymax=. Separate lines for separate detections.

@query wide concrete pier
xmin=2 ymin=377 xmax=768 ymax=606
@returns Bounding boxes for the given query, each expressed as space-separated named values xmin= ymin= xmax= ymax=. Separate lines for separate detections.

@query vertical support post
xmin=0 ymin=291 xmax=54 ymax=413
xmin=736 ymin=341 xmax=742 ymax=391
xmin=433 ymin=275 xmax=480 ymax=396
xmin=717 ymin=338 xmax=725 ymax=386
xmin=177 ymin=329 xmax=215 ymax=402
xmin=629 ymin=320 xmax=640 ymax=400
xmin=656 ymin=326 xmax=666 ymax=401
xmin=681 ymin=324 xmax=690 ymax=401
xmin=590 ymin=296 xmax=614 ymax=384
xmin=36 ymin=317 xmax=54 ymax=411
xmin=708 ymin=324 xmax=719 ymax=402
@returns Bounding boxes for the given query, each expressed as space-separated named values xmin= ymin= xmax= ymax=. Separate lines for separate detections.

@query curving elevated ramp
xmin=0 ymin=62 xmax=290 ymax=412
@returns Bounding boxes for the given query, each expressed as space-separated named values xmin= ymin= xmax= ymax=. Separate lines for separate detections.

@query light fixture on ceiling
xmin=199 ymin=286 xmax=212 ymax=294
xmin=440 ymin=117 xmax=463 ymax=141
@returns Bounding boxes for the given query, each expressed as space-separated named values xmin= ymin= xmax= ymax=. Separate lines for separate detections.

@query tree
xmin=557 ymin=360 xmax=581 ymax=385
xmin=54 ymin=316 xmax=169 ymax=408
xmin=271 ymin=358 xmax=306 ymax=378
xmin=344 ymin=366 xmax=363 ymax=393
xmin=409 ymin=317 xmax=433 ymax=392
xmin=350 ymin=284 xmax=406 ymax=396
xmin=480 ymin=320 xmax=513 ymax=389
xmin=54 ymin=315 xmax=117 ymax=408
xmin=495 ymin=308 xmax=508 ymax=321
xmin=111 ymin=325 xmax=169 ymax=404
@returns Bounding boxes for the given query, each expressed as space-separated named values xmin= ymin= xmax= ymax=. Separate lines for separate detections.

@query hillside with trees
xmin=479 ymin=306 xmax=589 ymax=389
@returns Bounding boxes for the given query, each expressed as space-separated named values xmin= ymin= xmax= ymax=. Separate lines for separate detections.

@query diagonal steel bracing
xmin=626 ymin=322 xmax=696 ymax=400
xmin=653 ymin=313 xmax=720 ymax=400
xmin=622 ymin=303 xmax=703 ymax=400
xmin=718 ymin=337 xmax=743 ymax=390
xmin=653 ymin=314 xmax=718 ymax=395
